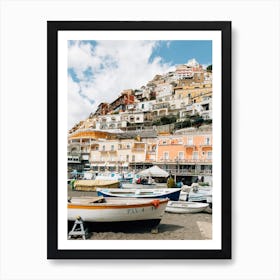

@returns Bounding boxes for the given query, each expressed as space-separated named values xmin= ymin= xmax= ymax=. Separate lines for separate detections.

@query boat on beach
xmin=68 ymin=196 xmax=169 ymax=226
xmin=121 ymin=182 xmax=160 ymax=189
xmin=179 ymin=185 xmax=212 ymax=202
xmin=96 ymin=172 xmax=134 ymax=183
xmin=165 ymin=201 xmax=209 ymax=214
xmin=73 ymin=179 xmax=120 ymax=191
xmin=96 ymin=188 xmax=181 ymax=201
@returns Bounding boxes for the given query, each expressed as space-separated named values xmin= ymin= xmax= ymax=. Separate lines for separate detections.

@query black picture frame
xmin=47 ymin=21 xmax=231 ymax=259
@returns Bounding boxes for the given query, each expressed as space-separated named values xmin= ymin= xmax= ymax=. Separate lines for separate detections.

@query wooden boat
xmin=96 ymin=188 xmax=181 ymax=201
xmin=165 ymin=201 xmax=209 ymax=214
xmin=73 ymin=179 xmax=120 ymax=191
xmin=68 ymin=196 xmax=169 ymax=226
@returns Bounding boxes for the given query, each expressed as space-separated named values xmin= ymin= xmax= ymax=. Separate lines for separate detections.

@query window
xmin=178 ymin=152 xmax=184 ymax=160
xmin=142 ymin=104 xmax=144 ymax=109
xmin=132 ymin=155 xmax=135 ymax=162
xmin=126 ymin=155 xmax=129 ymax=161
xmin=111 ymin=145 xmax=114 ymax=151
xmin=163 ymin=152 xmax=169 ymax=160
xmin=188 ymin=136 xmax=193 ymax=145
xmin=207 ymin=152 xmax=212 ymax=160
xmin=102 ymin=145 xmax=105 ymax=151
xmin=192 ymin=151 xmax=198 ymax=160
xmin=205 ymin=137 xmax=211 ymax=145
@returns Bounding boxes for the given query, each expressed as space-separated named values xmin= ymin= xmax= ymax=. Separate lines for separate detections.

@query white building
xmin=95 ymin=114 xmax=123 ymax=130
xmin=135 ymin=100 xmax=155 ymax=112
xmin=155 ymin=83 xmax=173 ymax=101
xmin=178 ymin=97 xmax=212 ymax=120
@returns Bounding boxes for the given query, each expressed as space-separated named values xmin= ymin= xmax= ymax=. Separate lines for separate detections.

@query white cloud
xmin=67 ymin=40 xmax=172 ymax=129
xmin=68 ymin=76 xmax=93 ymax=128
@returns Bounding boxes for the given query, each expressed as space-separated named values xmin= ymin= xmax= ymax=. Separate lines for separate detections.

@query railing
xmin=200 ymin=143 xmax=212 ymax=147
xmin=157 ymin=158 xmax=212 ymax=164
xmin=165 ymin=168 xmax=212 ymax=176
xmin=99 ymin=148 xmax=117 ymax=152
xmin=132 ymin=148 xmax=145 ymax=152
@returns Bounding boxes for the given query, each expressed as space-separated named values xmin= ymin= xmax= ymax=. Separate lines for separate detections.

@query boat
xmin=73 ymin=179 xmax=120 ymax=191
xmin=188 ymin=189 xmax=212 ymax=202
xmin=94 ymin=172 xmax=135 ymax=183
xmin=179 ymin=185 xmax=212 ymax=202
xmin=68 ymin=196 xmax=169 ymax=227
xmin=96 ymin=188 xmax=181 ymax=201
xmin=165 ymin=201 xmax=209 ymax=214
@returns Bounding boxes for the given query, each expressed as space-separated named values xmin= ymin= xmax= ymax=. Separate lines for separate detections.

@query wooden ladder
xmin=68 ymin=217 xmax=88 ymax=240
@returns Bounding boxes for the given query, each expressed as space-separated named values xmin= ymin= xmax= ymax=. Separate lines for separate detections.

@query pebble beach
xmin=68 ymin=186 xmax=212 ymax=240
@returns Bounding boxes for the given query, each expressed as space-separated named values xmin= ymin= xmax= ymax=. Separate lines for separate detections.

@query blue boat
xmin=96 ymin=188 xmax=181 ymax=201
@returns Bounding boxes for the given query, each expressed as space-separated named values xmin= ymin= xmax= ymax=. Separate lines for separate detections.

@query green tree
xmin=206 ymin=65 xmax=212 ymax=72
xmin=160 ymin=115 xmax=177 ymax=125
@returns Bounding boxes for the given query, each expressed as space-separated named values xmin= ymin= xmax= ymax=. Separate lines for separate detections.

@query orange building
xmin=156 ymin=126 xmax=212 ymax=185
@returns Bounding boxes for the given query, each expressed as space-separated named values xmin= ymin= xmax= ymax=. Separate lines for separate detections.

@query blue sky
xmin=68 ymin=40 xmax=212 ymax=128
xmin=149 ymin=40 xmax=212 ymax=66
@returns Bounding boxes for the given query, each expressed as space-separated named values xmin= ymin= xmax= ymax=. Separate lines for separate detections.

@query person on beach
xmin=177 ymin=179 xmax=184 ymax=188
xmin=167 ymin=176 xmax=175 ymax=188
xmin=191 ymin=178 xmax=199 ymax=192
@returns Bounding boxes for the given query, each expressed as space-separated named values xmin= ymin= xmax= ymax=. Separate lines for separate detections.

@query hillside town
xmin=68 ymin=59 xmax=213 ymax=186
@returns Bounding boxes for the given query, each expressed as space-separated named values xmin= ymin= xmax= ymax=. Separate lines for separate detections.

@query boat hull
xmin=68 ymin=197 xmax=168 ymax=223
xmin=97 ymin=188 xmax=181 ymax=201
xmin=73 ymin=180 xmax=120 ymax=191
xmin=121 ymin=183 xmax=165 ymax=189
xmin=165 ymin=201 xmax=209 ymax=214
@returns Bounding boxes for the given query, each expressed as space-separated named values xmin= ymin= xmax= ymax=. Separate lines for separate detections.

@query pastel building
xmin=156 ymin=126 xmax=212 ymax=184
xmin=68 ymin=129 xmax=112 ymax=171
xmin=89 ymin=130 xmax=158 ymax=173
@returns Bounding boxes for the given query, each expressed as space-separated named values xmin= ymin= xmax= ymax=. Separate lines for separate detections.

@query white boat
xmin=96 ymin=172 xmax=134 ymax=183
xmin=96 ymin=188 xmax=181 ymax=201
xmin=180 ymin=185 xmax=212 ymax=202
xmin=68 ymin=196 xmax=169 ymax=225
xmin=121 ymin=182 xmax=160 ymax=189
xmin=165 ymin=201 xmax=209 ymax=214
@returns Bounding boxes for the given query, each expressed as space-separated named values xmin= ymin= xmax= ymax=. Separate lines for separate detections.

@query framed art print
xmin=47 ymin=21 xmax=231 ymax=259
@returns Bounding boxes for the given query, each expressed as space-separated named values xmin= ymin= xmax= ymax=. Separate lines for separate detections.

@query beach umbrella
xmin=137 ymin=166 xmax=169 ymax=177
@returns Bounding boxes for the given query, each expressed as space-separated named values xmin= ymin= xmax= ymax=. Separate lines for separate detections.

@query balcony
xmin=132 ymin=147 xmax=145 ymax=152
xmin=165 ymin=168 xmax=212 ymax=176
xmin=157 ymin=158 xmax=212 ymax=164
xmin=184 ymin=144 xmax=195 ymax=148
xmin=200 ymin=143 xmax=212 ymax=148
xmin=99 ymin=148 xmax=117 ymax=152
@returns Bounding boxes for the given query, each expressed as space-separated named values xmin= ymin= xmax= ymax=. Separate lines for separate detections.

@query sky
xmin=68 ymin=40 xmax=212 ymax=129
